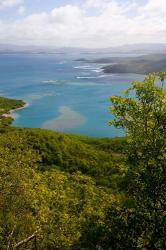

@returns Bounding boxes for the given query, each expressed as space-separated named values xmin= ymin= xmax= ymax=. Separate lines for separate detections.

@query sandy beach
xmin=2 ymin=102 xmax=29 ymax=119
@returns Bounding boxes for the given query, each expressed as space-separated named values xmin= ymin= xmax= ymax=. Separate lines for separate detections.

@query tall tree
xmin=109 ymin=73 xmax=166 ymax=249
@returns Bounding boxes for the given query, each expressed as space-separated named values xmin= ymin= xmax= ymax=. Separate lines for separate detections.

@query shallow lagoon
xmin=0 ymin=53 xmax=144 ymax=137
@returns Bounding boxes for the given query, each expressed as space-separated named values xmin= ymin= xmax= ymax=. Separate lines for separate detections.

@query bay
xmin=0 ymin=53 xmax=144 ymax=137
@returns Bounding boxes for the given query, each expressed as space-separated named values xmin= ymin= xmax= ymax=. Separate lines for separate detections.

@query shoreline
xmin=2 ymin=102 xmax=30 ymax=119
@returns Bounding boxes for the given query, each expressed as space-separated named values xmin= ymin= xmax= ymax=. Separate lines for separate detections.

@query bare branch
xmin=7 ymin=226 xmax=15 ymax=250
xmin=14 ymin=231 xmax=38 ymax=249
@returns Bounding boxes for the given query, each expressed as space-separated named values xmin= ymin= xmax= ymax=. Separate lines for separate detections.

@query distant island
xmin=76 ymin=54 xmax=166 ymax=74
xmin=0 ymin=43 xmax=166 ymax=55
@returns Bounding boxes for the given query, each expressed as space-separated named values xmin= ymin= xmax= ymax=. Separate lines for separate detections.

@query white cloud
xmin=17 ymin=5 xmax=25 ymax=15
xmin=51 ymin=5 xmax=82 ymax=23
xmin=0 ymin=0 xmax=23 ymax=10
xmin=84 ymin=0 xmax=110 ymax=9
xmin=0 ymin=0 xmax=166 ymax=47
xmin=84 ymin=0 xmax=136 ymax=14
xmin=141 ymin=0 xmax=166 ymax=12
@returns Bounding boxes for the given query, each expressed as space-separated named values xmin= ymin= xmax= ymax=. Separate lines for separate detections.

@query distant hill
xmin=0 ymin=43 xmax=166 ymax=54
xmin=102 ymin=54 xmax=166 ymax=74
xmin=106 ymin=43 xmax=166 ymax=54
xmin=76 ymin=54 xmax=166 ymax=75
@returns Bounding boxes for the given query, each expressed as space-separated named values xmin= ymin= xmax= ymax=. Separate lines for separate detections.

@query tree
xmin=108 ymin=73 xmax=166 ymax=249
xmin=0 ymin=132 xmax=41 ymax=249
xmin=0 ymin=130 xmax=114 ymax=249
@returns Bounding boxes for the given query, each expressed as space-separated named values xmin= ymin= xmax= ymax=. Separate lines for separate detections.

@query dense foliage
xmin=0 ymin=96 xmax=25 ymax=126
xmin=108 ymin=73 xmax=166 ymax=249
xmin=0 ymin=73 xmax=165 ymax=249
xmin=0 ymin=128 xmax=126 ymax=249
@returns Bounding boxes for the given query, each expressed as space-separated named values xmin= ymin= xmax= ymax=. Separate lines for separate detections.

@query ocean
xmin=0 ymin=52 xmax=144 ymax=137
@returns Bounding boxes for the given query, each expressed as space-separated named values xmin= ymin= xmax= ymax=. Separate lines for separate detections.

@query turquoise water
xmin=0 ymin=53 xmax=144 ymax=137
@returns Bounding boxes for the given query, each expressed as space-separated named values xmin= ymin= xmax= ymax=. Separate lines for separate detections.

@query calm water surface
xmin=0 ymin=53 xmax=144 ymax=137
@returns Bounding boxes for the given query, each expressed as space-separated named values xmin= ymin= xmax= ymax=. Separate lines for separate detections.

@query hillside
xmin=77 ymin=54 xmax=166 ymax=74
xmin=0 ymin=97 xmax=127 ymax=188
xmin=103 ymin=56 xmax=166 ymax=74
xmin=0 ymin=96 xmax=127 ymax=249
xmin=0 ymin=76 xmax=165 ymax=250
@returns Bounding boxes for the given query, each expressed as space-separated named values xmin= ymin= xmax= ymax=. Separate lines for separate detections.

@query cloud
xmin=141 ymin=0 xmax=166 ymax=12
xmin=51 ymin=5 xmax=82 ymax=23
xmin=0 ymin=0 xmax=23 ymax=10
xmin=84 ymin=0 xmax=111 ymax=10
xmin=0 ymin=0 xmax=166 ymax=47
xmin=17 ymin=5 xmax=25 ymax=15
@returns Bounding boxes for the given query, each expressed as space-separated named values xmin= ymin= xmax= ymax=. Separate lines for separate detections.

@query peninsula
xmin=76 ymin=54 xmax=166 ymax=74
xmin=0 ymin=96 xmax=25 ymax=126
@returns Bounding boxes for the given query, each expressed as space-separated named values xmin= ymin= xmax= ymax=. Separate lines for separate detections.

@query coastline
xmin=2 ymin=102 xmax=29 ymax=119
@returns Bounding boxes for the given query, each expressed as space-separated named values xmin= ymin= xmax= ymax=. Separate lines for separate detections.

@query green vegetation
xmin=0 ymin=73 xmax=165 ymax=249
xmin=103 ymin=55 xmax=166 ymax=74
xmin=0 ymin=128 xmax=126 ymax=249
xmin=78 ymin=54 xmax=166 ymax=74
xmin=108 ymin=73 xmax=166 ymax=249
xmin=0 ymin=96 xmax=25 ymax=126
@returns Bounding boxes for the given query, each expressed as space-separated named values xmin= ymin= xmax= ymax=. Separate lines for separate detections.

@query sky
xmin=0 ymin=0 xmax=166 ymax=48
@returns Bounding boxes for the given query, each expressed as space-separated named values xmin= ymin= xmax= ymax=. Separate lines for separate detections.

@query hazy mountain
xmin=76 ymin=54 xmax=166 ymax=74
xmin=0 ymin=43 xmax=166 ymax=54
xmin=107 ymin=43 xmax=166 ymax=54
xmin=101 ymin=54 xmax=166 ymax=74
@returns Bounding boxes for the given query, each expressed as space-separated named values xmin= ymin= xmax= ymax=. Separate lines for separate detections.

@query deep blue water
xmin=0 ymin=53 xmax=144 ymax=137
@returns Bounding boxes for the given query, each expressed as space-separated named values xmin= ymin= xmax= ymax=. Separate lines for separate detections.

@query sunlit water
xmin=0 ymin=53 xmax=144 ymax=137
